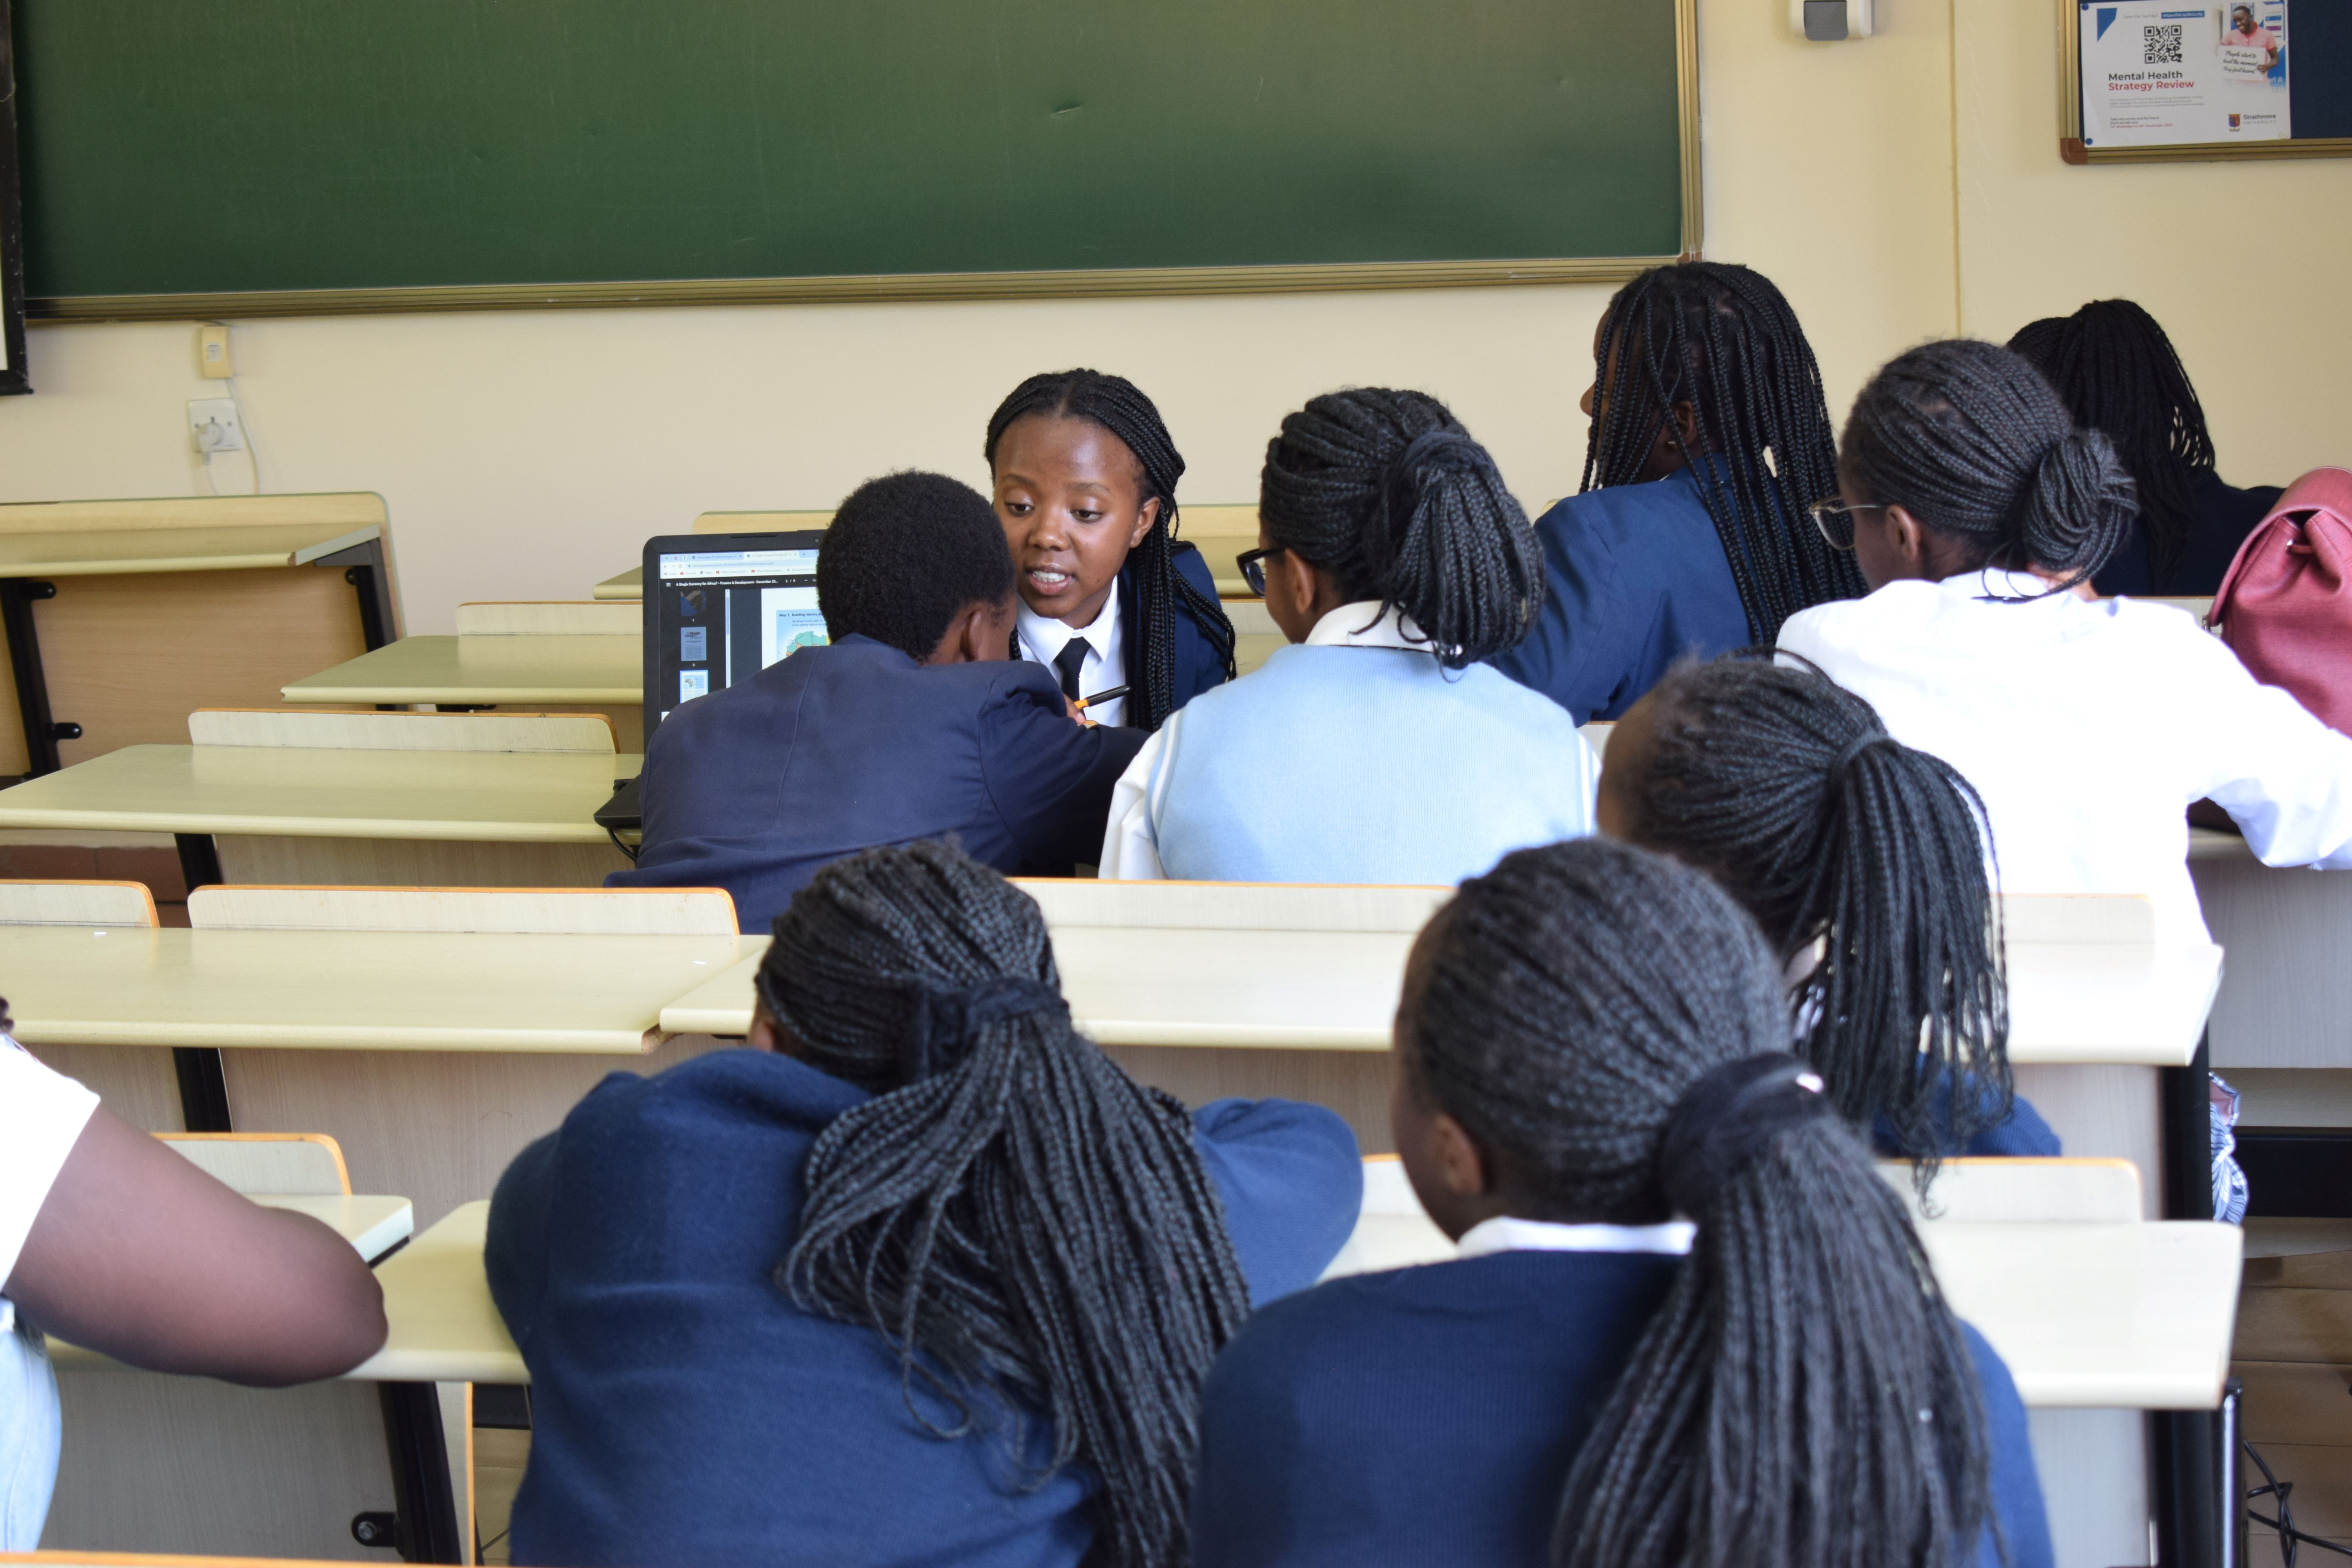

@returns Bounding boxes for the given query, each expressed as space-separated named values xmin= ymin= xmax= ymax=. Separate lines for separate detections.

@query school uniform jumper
xmin=2091 ymin=473 xmax=2283 ymax=598
xmin=1780 ymin=568 xmax=2352 ymax=945
xmin=608 ymin=634 xmax=1147 ymax=932
xmin=1097 ymin=603 xmax=1597 ymax=884
xmin=1192 ymin=1219 xmax=2053 ymax=1568
xmin=1013 ymin=543 xmax=1230 ymax=729
xmin=486 ymin=1047 xmax=1363 ymax=1568
xmin=1491 ymin=467 xmax=1755 ymax=724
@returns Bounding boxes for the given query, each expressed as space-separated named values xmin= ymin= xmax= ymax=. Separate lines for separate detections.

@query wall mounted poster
xmin=2081 ymin=2 xmax=2291 ymax=148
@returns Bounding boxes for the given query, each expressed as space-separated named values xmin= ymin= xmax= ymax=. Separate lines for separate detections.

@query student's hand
xmin=1065 ymin=696 xmax=1095 ymax=726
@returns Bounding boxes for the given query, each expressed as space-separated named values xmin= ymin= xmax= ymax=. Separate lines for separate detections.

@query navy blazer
xmin=2092 ymin=472 xmax=2283 ymax=597
xmin=1108 ymin=540 xmax=1231 ymax=722
xmin=1490 ymin=468 xmax=1755 ymax=724
xmin=609 ymin=635 xmax=1146 ymax=931
xmin=486 ymin=1047 xmax=1364 ymax=1568
xmin=1193 ymin=1251 xmax=2053 ymax=1568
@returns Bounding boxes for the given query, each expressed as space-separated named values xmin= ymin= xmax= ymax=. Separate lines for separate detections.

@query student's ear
xmin=1127 ymin=495 xmax=1160 ymax=552
xmin=1882 ymin=504 xmax=1932 ymax=571
xmin=1425 ymin=1110 xmax=1494 ymax=1201
xmin=1670 ymin=399 xmax=1701 ymax=452
xmin=924 ymin=598 xmax=1018 ymax=666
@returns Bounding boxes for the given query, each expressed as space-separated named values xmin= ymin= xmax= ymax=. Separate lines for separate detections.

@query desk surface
xmin=592 ymin=567 xmax=642 ymax=601
xmin=360 ymin=1202 xmax=2237 ymax=1408
xmin=281 ymin=635 xmax=642 ymax=707
xmin=0 ymin=522 xmax=381 ymax=578
xmin=0 ymin=744 xmax=639 ymax=843
xmin=661 ymin=928 xmax=2217 ymax=1065
xmin=0 ymin=925 xmax=745 ymax=1053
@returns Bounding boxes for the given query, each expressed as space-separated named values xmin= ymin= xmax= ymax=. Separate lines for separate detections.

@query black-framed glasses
xmin=1236 ymin=545 xmax=1286 ymax=598
xmin=1807 ymin=497 xmax=1884 ymax=553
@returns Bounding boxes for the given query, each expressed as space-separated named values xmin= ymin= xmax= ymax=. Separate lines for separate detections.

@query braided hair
xmin=1404 ymin=838 xmax=1992 ymax=1568
xmin=1612 ymin=656 xmax=2011 ymax=1178
xmin=985 ymin=370 xmax=1238 ymax=730
xmin=1258 ymin=387 xmax=1543 ymax=666
xmin=1585 ymin=262 xmax=1865 ymax=639
xmin=1842 ymin=339 xmax=2138 ymax=594
xmin=2007 ymin=300 xmax=2215 ymax=591
xmin=762 ymin=841 xmax=1250 ymax=1568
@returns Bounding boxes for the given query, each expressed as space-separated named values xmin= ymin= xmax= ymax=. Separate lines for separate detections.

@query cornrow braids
xmin=762 ymin=840 xmax=1250 ymax=1568
xmin=1404 ymin=838 xmax=1992 ymax=1568
xmin=1841 ymin=338 xmax=2138 ymax=594
xmin=985 ymin=370 xmax=1237 ymax=730
xmin=2008 ymin=300 xmax=2216 ymax=591
xmin=1617 ymin=656 xmax=2012 ymax=1180
xmin=1258 ymin=387 xmax=1544 ymax=666
xmin=1586 ymin=262 xmax=1865 ymax=639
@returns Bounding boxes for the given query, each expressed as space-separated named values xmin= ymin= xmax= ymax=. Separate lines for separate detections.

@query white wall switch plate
xmin=188 ymin=398 xmax=245 ymax=454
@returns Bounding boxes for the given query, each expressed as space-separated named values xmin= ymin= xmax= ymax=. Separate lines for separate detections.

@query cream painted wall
xmin=0 ymin=0 xmax=2336 ymax=633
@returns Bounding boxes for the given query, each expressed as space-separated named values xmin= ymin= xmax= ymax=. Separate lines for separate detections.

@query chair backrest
xmin=160 ymin=1132 xmax=351 ymax=1196
xmin=1998 ymin=893 xmax=2156 ymax=946
xmin=454 ymin=601 xmax=639 ymax=638
xmin=188 ymin=708 xmax=617 ymax=754
xmin=0 ymin=492 xmax=386 ymax=538
xmin=1013 ymin=878 xmax=1448 ymax=934
xmin=1181 ymin=505 xmax=1261 ymax=596
xmin=0 ymin=879 xmax=158 ymax=928
xmin=691 ymin=509 xmax=835 ymax=535
xmin=187 ymin=884 xmax=739 ymax=935
xmin=1878 ymin=1156 xmax=2142 ymax=1222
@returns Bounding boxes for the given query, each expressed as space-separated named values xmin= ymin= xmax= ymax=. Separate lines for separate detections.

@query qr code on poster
xmin=2143 ymin=23 xmax=2185 ymax=64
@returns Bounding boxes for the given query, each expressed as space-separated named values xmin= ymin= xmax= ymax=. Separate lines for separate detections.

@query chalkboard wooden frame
xmin=2058 ymin=0 xmax=2352 ymax=163
xmin=27 ymin=0 xmax=1699 ymax=324
xmin=0 ymin=0 xmax=30 ymax=390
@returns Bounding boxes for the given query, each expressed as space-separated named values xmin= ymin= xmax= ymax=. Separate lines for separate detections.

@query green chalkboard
xmin=15 ymin=0 xmax=1692 ymax=316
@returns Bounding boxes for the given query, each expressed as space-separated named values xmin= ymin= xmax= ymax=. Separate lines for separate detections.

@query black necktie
xmin=1052 ymin=640 xmax=1090 ymax=701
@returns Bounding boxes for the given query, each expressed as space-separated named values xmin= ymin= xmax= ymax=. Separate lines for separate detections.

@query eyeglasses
xmin=1235 ymin=545 xmax=1286 ymax=598
xmin=1807 ymin=497 xmax=1884 ymax=553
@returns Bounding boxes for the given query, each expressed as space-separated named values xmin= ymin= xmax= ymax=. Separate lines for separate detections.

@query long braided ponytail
xmin=985 ymin=370 xmax=1238 ymax=730
xmin=1259 ymin=387 xmax=1543 ymax=666
xmin=763 ymin=840 xmax=1251 ymax=1568
xmin=1842 ymin=338 xmax=2138 ymax=594
xmin=1404 ymin=838 xmax=1993 ymax=1568
xmin=1612 ymin=656 xmax=2012 ymax=1179
xmin=1586 ymin=262 xmax=1865 ymax=639
xmin=2008 ymin=299 xmax=2215 ymax=591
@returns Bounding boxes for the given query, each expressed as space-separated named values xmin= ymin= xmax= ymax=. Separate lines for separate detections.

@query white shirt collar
xmin=1016 ymin=592 xmax=1125 ymax=725
xmin=1455 ymin=1214 xmax=1696 ymax=1259
xmin=1303 ymin=600 xmax=1435 ymax=651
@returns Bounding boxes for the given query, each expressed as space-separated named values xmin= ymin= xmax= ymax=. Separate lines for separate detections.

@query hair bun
xmin=2016 ymin=426 xmax=2135 ymax=579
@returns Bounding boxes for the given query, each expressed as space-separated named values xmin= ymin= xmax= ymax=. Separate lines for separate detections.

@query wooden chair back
xmin=0 ymin=879 xmax=158 ymax=928
xmin=690 ymin=509 xmax=834 ymax=535
xmin=187 ymin=884 xmax=738 ymax=935
xmin=159 ymin=1133 xmax=351 ymax=1196
xmin=187 ymin=708 xmax=617 ymax=754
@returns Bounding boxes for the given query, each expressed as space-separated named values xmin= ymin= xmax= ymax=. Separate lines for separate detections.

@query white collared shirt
xmin=1454 ymin=1214 xmax=1696 ymax=1259
xmin=1016 ymin=592 xmax=1126 ymax=728
xmin=1095 ymin=601 xmax=1437 ymax=879
xmin=1780 ymin=568 xmax=2352 ymax=946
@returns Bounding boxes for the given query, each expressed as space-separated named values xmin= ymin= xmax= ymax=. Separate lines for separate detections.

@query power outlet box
xmin=197 ymin=325 xmax=232 ymax=379
xmin=188 ymin=398 xmax=245 ymax=454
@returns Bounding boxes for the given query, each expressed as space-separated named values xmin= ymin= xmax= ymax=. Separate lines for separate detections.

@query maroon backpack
xmin=2210 ymin=467 xmax=2352 ymax=736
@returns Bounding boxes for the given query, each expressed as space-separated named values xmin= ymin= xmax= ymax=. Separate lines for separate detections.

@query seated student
xmin=2008 ymin=299 xmax=2281 ymax=597
xmin=1782 ymin=338 xmax=2352 ymax=948
xmin=611 ymin=471 xmax=1147 ymax=931
xmin=1191 ymin=838 xmax=2052 ymax=1568
xmin=2 ymin=1027 xmax=387 ymax=1549
xmin=987 ymin=369 xmax=1236 ymax=730
xmin=1492 ymin=261 xmax=1866 ymax=723
xmin=490 ymin=842 xmax=1361 ymax=1568
xmin=1098 ymin=388 xmax=1595 ymax=884
xmin=1597 ymin=657 xmax=2056 ymax=1164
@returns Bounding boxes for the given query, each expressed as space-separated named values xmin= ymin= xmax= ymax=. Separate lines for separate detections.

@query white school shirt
xmin=1454 ymin=1214 xmax=1695 ymax=1259
xmin=1016 ymin=593 xmax=1127 ymax=729
xmin=1778 ymin=569 xmax=2352 ymax=946
xmin=0 ymin=1039 xmax=98 ymax=1551
xmin=1095 ymin=601 xmax=1428 ymax=880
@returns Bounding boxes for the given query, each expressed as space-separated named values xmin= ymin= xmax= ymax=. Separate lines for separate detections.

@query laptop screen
xmin=642 ymin=531 xmax=828 ymax=733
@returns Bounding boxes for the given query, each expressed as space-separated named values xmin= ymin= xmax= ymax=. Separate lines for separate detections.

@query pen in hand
xmin=1067 ymin=684 xmax=1130 ymax=726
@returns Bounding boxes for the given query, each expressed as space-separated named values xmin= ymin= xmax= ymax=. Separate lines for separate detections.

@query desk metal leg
xmin=0 ymin=577 xmax=80 ymax=777
xmin=171 ymin=832 xmax=232 ymax=1132
xmin=377 ymin=1381 xmax=466 ymax=1563
xmin=2156 ymin=1033 xmax=2229 ymax=1566
xmin=313 ymin=539 xmax=398 ymax=651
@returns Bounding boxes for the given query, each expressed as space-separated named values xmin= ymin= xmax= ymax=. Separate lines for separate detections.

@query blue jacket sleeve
xmin=1167 ymin=542 xmax=1235 ymax=710
xmin=1962 ymin=1322 xmax=2055 ymax=1568
xmin=484 ymin=1130 xmax=561 ymax=1357
xmin=977 ymin=662 xmax=1150 ymax=873
xmin=1871 ymin=1081 xmax=2062 ymax=1160
xmin=1190 ymin=1098 xmax=1363 ymax=1306
xmin=1489 ymin=497 xmax=1636 ymax=724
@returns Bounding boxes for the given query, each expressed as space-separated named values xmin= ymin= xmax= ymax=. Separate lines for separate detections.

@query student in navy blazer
xmin=1493 ymin=262 xmax=1866 ymax=723
xmin=1193 ymin=840 xmax=2052 ymax=1568
xmin=987 ymin=370 xmax=1237 ymax=731
xmin=608 ymin=472 xmax=1145 ymax=932
xmin=492 ymin=842 xmax=1362 ymax=1568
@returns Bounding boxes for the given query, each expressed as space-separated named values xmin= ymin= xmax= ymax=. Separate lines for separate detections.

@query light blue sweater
xmin=1138 ymin=644 xmax=1597 ymax=884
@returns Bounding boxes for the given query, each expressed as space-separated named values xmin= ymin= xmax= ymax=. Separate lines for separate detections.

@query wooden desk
xmin=0 ymin=741 xmax=638 ymax=887
xmin=0 ymin=494 xmax=399 ymax=777
xmin=591 ymin=566 xmax=641 ymax=601
xmin=2186 ymin=828 xmax=2352 ymax=1074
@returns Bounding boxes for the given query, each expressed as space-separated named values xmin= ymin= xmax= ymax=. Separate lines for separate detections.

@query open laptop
xmin=597 ymin=528 xmax=828 ymax=833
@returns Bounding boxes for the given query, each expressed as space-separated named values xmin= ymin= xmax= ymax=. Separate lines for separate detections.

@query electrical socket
xmin=188 ymin=398 xmax=244 ymax=454
xmin=197 ymin=325 xmax=232 ymax=379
